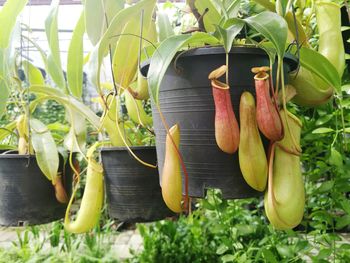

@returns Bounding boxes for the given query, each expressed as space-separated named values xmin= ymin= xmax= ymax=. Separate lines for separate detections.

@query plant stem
xmin=188 ymin=0 xmax=206 ymax=32
xmin=338 ymin=96 xmax=348 ymax=151
xmin=225 ymin=52 xmax=229 ymax=85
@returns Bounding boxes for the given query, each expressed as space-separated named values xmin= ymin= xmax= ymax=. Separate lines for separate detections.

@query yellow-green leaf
xmin=45 ymin=0 xmax=66 ymax=90
xmin=64 ymin=110 xmax=87 ymax=152
xmin=67 ymin=11 xmax=85 ymax=98
xmin=30 ymin=118 xmax=59 ymax=181
xmin=0 ymin=0 xmax=28 ymax=48
xmin=29 ymin=85 xmax=100 ymax=129
xmin=88 ymin=0 xmax=156 ymax=93
xmin=85 ymin=0 xmax=125 ymax=45
xmin=22 ymin=60 xmax=45 ymax=86
xmin=157 ymin=12 xmax=174 ymax=42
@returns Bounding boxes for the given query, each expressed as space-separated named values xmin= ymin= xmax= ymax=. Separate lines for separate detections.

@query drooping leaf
xmin=252 ymin=0 xmax=308 ymax=45
xmin=245 ymin=11 xmax=288 ymax=58
xmin=0 ymin=0 xmax=28 ymax=49
xmin=0 ymin=144 xmax=16 ymax=150
xmin=275 ymin=0 xmax=289 ymax=16
xmin=210 ymin=0 xmax=228 ymax=19
xmin=84 ymin=0 xmax=124 ymax=45
xmin=157 ymin=12 xmax=174 ymax=42
xmin=67 ymin=11 xmax=85 ymax=98
xmin=29 ymin=85 xmax=100 ymax=129
xmin=224 ymin=0 xmax=240 ymax=18
xmin=214 ymin=18 xmax=244 ymax=53
xmin=22 ymin=60 xmax=45 ymax=86
xmin=30 ymin=118 xmax=59 ymax=181
xmin=147 ymin=32 xmax=219 ymax=104
xmin=0 ymin=20 xmax=20 ymax=117
xmin=258 ymin=42 xmax=277 ymax=65
xmin=64 ymin=110 xmax=87 ymax=152
xmin=0 ymin=121 xmax=17 ymax=142
xmin=112 ymin=4 xmax=154 ymax=91
xmin=45 ymin=0 xmax=66 ymax=90
xmin=87 ymin=0 xmax=156 ymax=93
xmin=299 ymin=47 xmax=341 ymax=93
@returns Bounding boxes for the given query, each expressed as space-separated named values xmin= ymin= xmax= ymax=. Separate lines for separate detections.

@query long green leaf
xmin=225 ymin=0 xmax=240 ymax=18
xmin=45 ymin=0 xmax=66 ymax=91
xmin=245 ymin=11 xmax=287 ymax=58
xmin=67 ymin=11 xmax=85 ymax=98
xmin=252 ymin=0 xmax=308 ymax=46
xmin=0 ymin=0 xmax=28 ymax=48
xmin=112 ymin=3 xmax=155 ymax=91
xmin=29 ymin=85 xmax=100 ymax=129
xmin=0 ymin=21 xmax=20 ymax=117
xmin=88 ymin=0 xmax=156 ymax=92
xmin=22 ymin=60 xmax=45 ymax=86
xmin=157 ymin=12 xmax=174 ymax=42
xmin=211 ymin=0 xmax=228 ymax=19
xmin=85 ymin=0 xmax=125 ymax=45
xmin=148 ymin=32 xmax=219 ymax=104
xmin=0 ymin=121 xmax=16 ymax=142
xmin=299 ymin=47 xmax=341 ymax=92
xmin=30 ymin=118 xmax=59 ymax=181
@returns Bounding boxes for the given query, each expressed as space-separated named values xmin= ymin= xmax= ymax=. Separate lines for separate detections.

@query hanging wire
xmin=289 ymin=4 xmax=301 ymax=78
xmin=137 ymin=9 xmax=144 ymax=72
xmin=24 ymin=0 xmax=32 ymax=166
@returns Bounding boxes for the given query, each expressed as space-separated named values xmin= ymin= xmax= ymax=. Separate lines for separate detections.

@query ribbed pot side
xmin=146 ymin=46 xmax=296 ymax=199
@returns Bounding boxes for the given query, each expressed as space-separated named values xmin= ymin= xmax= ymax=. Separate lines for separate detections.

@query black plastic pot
xmin=100 ymin=146 xmax=173 ymax=222
xmin=0 ymin=153 xmax=72 ymax=226
xmin=143 ymin=46 xmax=297 ymax=199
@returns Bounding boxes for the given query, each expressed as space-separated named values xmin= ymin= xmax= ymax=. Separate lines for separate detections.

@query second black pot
xmin=144 ymin=46 xmax=297 ymax=199
xmin=0 ymin=153 xmax=73 ymax=226
xmin=100 ymin=146 xmax=173 ymax=222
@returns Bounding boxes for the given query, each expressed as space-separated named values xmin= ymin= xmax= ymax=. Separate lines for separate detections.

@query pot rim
xmin=0 ymin=151 xmax=75 ymax=159
xmin=141 ymin=45 xmax=298 ymax=75
xmin=100 ymin=146 xmax=156 ymax=152
xmin=0 ymin=153 xmax=36 ymax=159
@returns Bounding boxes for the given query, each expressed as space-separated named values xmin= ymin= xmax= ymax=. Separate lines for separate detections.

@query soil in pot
xmin=0 ymin=152 xmax=73 ymax=226
xmin=144 ymin=46 xmax=297 ymax=199
xmin=100 ymin=146 xmax=174 ymax=222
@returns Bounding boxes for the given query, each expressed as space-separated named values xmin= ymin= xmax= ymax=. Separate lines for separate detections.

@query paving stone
xmin=128 ymin=233 xmax=143 ymax=251
xmin=0 ymin=231 xmax=18 ymax=242
xmin=114 ymin=230 xmax=134 ymax=245
xmin=0 ymin=241 xmax=13 ymax=249
xmin=113 ymin=244 xmax=131 ymax=259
